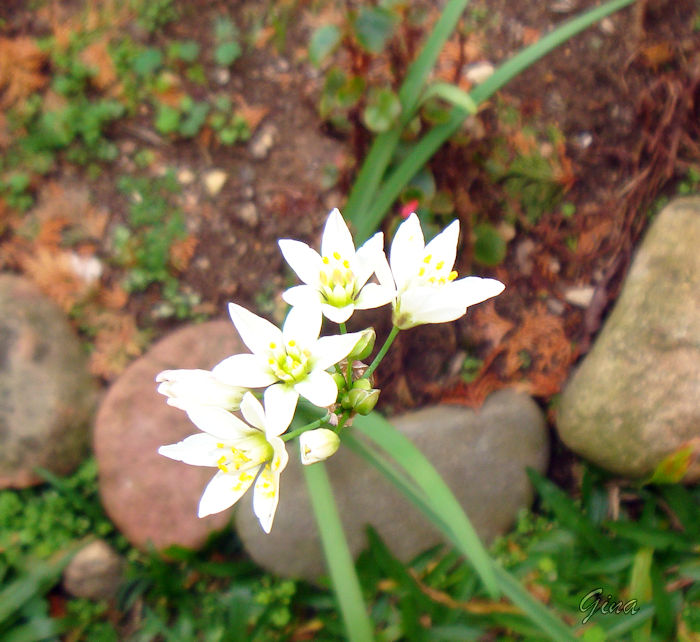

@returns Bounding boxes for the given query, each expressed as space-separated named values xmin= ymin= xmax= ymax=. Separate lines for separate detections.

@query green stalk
xmin=281 ymin=414 xmax=330 ymax=442
xmin=350 ymin=0 xmax=636 ymax=241
xmin=303 ymin=460 xmax=374 ymax=642
xmin=363 ymin=325 xmax=399 ymax=379
xmin=344 ymin=0 xmax=471 ymax=233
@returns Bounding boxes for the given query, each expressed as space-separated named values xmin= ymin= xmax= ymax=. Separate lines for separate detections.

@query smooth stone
xmin=0 ymin=274 xmax=97 ymax=488
xmin=94 ymin=320 xmax=244 ymax=551
xmin=63 ymin=540 xmax=123 ymax=600
xmin=235 ymin=390 xmax=549 ymax=581
xmin=557 ymin=197 xmax=700 ymax=479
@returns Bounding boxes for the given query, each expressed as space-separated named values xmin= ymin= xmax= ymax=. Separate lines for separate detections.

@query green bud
xmin=348 ymin=328 xmax=375 ymax=361
xmin=332 ymin=372 xmax=346 ymax=393
xmin=346 ymin=387 xmax=380 ymax=415
xmin=352 ymin=378 xmax=371 ymax=391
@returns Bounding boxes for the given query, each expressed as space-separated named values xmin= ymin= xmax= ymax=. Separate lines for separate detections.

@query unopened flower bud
xmin=332 ymin=372 xmax=347 ymax=393
xmin=300 ymin=428 xmax=341 ymax=465
xmin=348 ymin=328 xmax=375 ymax=361
xmin=352 ymin=378 xmax=371 ymax=391
xmin=156 ymin=369 xmax=246 ymax=411
xmin=346 ymin=387 xmax=380 ymax=415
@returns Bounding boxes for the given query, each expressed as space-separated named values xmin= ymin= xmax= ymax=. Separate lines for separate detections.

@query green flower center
xmin=215 ymin=434 xmax=272 ymax=476
xmin=319 ymin=251 xmax=356 ymax=307
xmin=267 ymin=340 xmax=312 ymax=383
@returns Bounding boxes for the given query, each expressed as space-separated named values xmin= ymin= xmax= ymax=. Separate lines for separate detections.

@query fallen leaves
xmin=0 ymin=37 xmax=48 ymax=109
xmin=442 ymin=302 xmax=575 ymax=407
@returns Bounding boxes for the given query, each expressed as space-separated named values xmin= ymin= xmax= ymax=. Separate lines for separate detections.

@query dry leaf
xmin=0 ymin=37 xmax=48 ymax=109
xmin=89 ymin=311 xmax=149 ymax=380
xmin=169 ymin=236 xmax=197 ymax=271
xmin=80 ymin=40 xmax=118 ymax=91
xmin=468 ymin=301 xmax=515 ymax=348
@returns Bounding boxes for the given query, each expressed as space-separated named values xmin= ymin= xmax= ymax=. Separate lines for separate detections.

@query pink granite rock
xmin=94 ymin=320 xmax=244 ymax=551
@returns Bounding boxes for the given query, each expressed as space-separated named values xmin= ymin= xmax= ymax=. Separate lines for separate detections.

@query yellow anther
xmin=288 ymin=339 xmax=296 ymax=347
xmin=448 ymin=271 xmax=458 ymax=281
xmin=343 ymin=260 xmax=350 ymax=269
xmin=423 ymin=254 xmax=432 ymax=264
xmin=429 ymin=277 xmax=436 ymax=284
xmin=438 ymin=277 xmax=446 ymax=285
xmin=269 ymin=342 xmax=276 ymax=349
xmin=418 ymin=267 xmax=425 ymax=277
xmin=239 ymin=472 xmax=253 ymax=482
xmin=217 ymin=461 xmax=229 ymax=473
xmin=322 ymin=256 xmax=330 ymax=264
xmin=436 ymin=261 xmax=444 ymax=270
xmin=217 ymin=455 xmax=227 ymax=465
xmin=216 ymin=442 xmax=224 ymax=449
xmin=333 ymin=251 xmax=341 ymax=260
xmin=268 ymin=357 xmax=275 ymax=365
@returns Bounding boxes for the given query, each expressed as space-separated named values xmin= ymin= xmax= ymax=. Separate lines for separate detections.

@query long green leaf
xmin=350 ymin=0 xmax=636 ymax=241
xmin=345 ymin=0 xmax=471 ymax=234
xmin=303 ymin=458 xmax=374 ymax=642
xmin=344 ymin=418 xmax=577 ymax=641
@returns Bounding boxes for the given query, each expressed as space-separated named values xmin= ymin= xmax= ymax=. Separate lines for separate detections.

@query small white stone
xmin=465 ymin=61 xmax=495 ymax=85
xmin=249 ymin=124 xmax=277 ymax=160
xmin=599 ymin=17 xmax=615 ymax=35
xmin=213 ymin=67 xmax=230 ymax=85
xmin=177 ymin=168 xmax=195 ymax=185
xmin=564 ymin=285 xmax=596 ymax=308
xmin=203 ymin=169 xmax=228 ymax=196
xmin=238 ymin=202 xmax=259 ymax=226
xmin=69 ymin=253 xmax=103 ymax=286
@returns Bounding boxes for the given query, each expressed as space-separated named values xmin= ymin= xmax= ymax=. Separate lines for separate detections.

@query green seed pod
xmin=352 ymin=378 xmax=372 ymax=391
xmin=347 ymin=387 xmax=380 ymax=415
xmin=348 ymin=328 xmax=375 ymax=361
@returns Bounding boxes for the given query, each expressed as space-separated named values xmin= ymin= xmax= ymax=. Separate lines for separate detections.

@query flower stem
xmin=363 ymin=325 xmax=399 ymax=379
xmin=281 ymin=414 xmax=330 ymax=441
xmin=339 ymin=322 xmax=347 ymax=334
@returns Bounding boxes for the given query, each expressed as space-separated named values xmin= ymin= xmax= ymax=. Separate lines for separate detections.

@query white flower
xmin=156 ymin=369 xmax=246 ymax=411
xmin=299 ymin=428 xmax=340 ymax=465
xmin=386 ymin=213 xmax=505 ymax=329
xmin=213 ymin=303 xmax=364 ymax=430
xmin=158 ymin=392 xmax=289 ymax=533
xmin=278 ymin=208 xmax=394 ymax=323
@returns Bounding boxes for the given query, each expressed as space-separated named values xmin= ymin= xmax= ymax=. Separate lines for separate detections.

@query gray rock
xmin=236 ymin=390 xmax=549 ymax=581
xmin=557 ymin=197 xmax=700 ymax=479
xmin=248 ymin=124 xmax=276 ymax=160
xmin=94 ymin=320 xmax=244 ymax=551
xmin=63 ymin=540 xmax=123 ymax=600
xmin=0 ymin=274 xmax=97 ymax=488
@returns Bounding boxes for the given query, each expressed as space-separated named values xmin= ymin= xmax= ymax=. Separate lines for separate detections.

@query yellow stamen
xmin=288 ymin=339 xmax=296 ymax=347
xmin=343 ymin=259 xmax=350 ymax=269
xmin=216 ymin=442 xmax=224 ymax=449
xmin=269 ymin=342 xmax=276 ymax=349
xmin=418 ymin=267 xmax=425 ymax=277
xmin=333 ymin=251 xmax=341 ymax=260
xmin=322 ymin=256 xmax=330 ymax=264
xmin=448 ymin=271 xmax=458 ymax=281
xmin=423 ymin=254 xmax=432 ymax=264
xmin=429 ymin=277 xmax=436 ymax=284
xmin=436 ymin=261 xmax=444 ymax=270
xmin=438 ymin=277 xmax=446 ymax=285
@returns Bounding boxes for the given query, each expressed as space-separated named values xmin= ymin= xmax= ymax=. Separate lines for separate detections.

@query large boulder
xmin=557 ymin=197 xmax=700 ymax=479
xmin=236 ymin=390 xmax=549 ymax=581
xmin=0 ymin=274 xmax=97 ymax=488
xmin=94 ymin=320 xmax=244 ymax=551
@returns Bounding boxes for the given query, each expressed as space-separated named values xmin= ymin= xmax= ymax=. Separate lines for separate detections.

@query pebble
xmin=63 ymin=540 xmax=123 ymax=600
xmin=203 ymin=169 xmax=228 ymax=196
xmin=248 ymin=124 xmax=277 ymax=160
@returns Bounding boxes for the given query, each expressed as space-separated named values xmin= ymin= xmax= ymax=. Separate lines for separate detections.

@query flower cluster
xmin=158 ymin=208 xmax=504 ymax=532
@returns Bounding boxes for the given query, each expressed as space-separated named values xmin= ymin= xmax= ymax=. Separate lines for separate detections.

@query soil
xmin=2 ymin=0 xmax=699 ymax=490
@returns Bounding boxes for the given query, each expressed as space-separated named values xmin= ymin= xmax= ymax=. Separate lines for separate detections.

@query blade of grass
xmin=303 ymin=458 xmax=374 ymax=642
xmin=343 ymin=426 xmax=577 ymax=641
xmin=351 ymin=412 xmax=499 ymax=598
xmin=351 ymin=0 xmax=636 ymax=241
xmin=345 ymin=0 xmax=471 ymax=232
xmin=528 ymin=468 xmax=616 ymax=555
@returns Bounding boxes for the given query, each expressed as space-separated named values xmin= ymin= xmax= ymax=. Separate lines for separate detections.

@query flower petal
xmin=294 ymin=368 xmax=339 ymax=407
xmin=228 ymin=303 xmax=282 ymax=356
xmin=321 ymin=208 xmax=355 ymax=261
xmin=282 ymin=284 xmax=321 ymax=309
xmin=212 ymin=353 xmax=278 ymax=388
xmin=282 ymin=304 xmax=321 ymax=349
xmin=263 ymin=383 xmax=299 ymax=435
xmin=253 ymin=463 xmax=280 ymax=533
xmin=390 ymin=213 xmax=424 ymax=290
xmin=354 ymin=282 xmax=394 ymax=310
xmin=320 ymin=302 xmax=355 ymax=324
xmin=198 ymin=469 xmax=256 ymax=518
xmin=352 ymin=232 xmax=384 ymax=288
xmin=312 ymin=331 xmax=365 ymax=370
xmin=423 ymin=219 xmax=459 ymax=271
xmin=158 ymin=433 xmax=222 ymax=466
xmin=450 ymin=276 xmax=505 ymax=308
xmin=186 ymin=406 xmax=259 ymax=440
xmin=239 ymin=391 xmax=265 ymax=431
xmin=278 ymin=239 xmax=323 ymax=286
